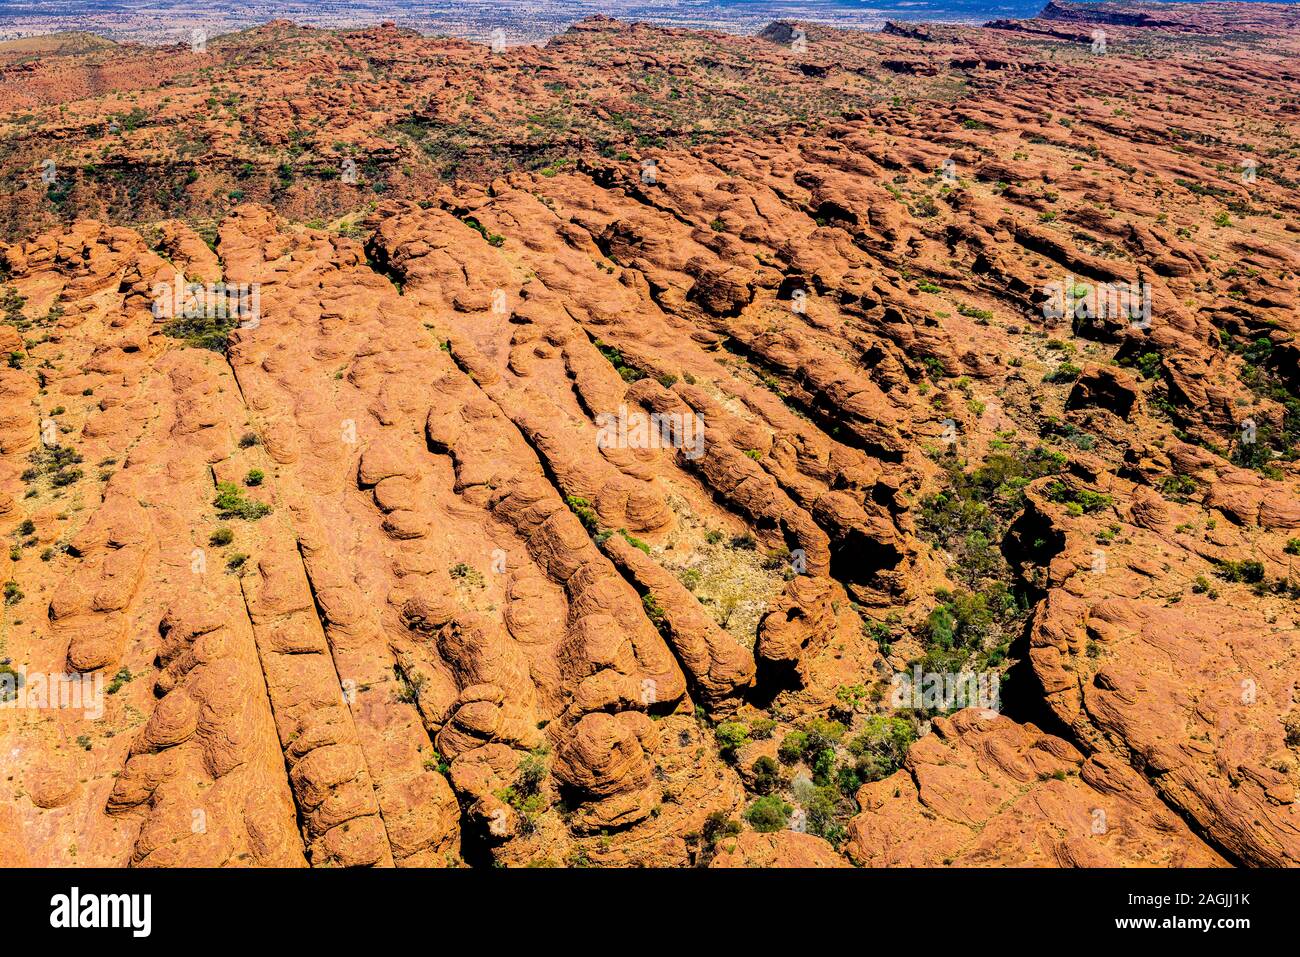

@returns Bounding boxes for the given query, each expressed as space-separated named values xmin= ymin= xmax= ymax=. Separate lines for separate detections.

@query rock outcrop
xmin=2 ymin=5 xmax=1298 ymax=869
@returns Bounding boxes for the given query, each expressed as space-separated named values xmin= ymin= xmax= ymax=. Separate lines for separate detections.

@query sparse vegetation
xmin=1213 ymin=558 xmax=1265 ymax=585
xmin=213 ymin=481 xmax=272 ymax=520
xmin=1043 ymin=480 xmax=1112 ymax=516
xmin=593 ymin=340 xmax=645 ymax=382
xmin=23 ymin=443 xmax=84 ymax=491
xmin=449 ymin=562 xmax=484 ymax=588
xmin=461 ymin=216 xmax=504 ymax=247
xmin=743 ymin=795 xmax=792 ymax=832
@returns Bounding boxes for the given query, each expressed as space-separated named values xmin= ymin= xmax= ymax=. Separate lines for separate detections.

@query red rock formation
xmin=2 ymin=6 xmax=1298 ymax=869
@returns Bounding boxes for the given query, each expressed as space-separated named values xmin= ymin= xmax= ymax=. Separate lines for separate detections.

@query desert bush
xmin=213 ymin=481 xmax=271 ymax=520
xmin=743 ymin=795 xmax=792 ymax=832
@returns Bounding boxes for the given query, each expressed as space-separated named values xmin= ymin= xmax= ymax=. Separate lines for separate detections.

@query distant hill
xmin=0 ymin=31 xmax=116 ymax=56
xmin=717 ymin=0 xmax=1045 ymax=15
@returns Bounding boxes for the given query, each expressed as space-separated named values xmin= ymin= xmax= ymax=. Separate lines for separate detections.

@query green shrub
xmin=920 ymin=446 xmax=1065 ymax=544
xmin=743 ymin=796 xmax=792 ymax=832
xmin=1044 ymin=362 xmax=1082 ymax=384
xmin=844 ymin=716 xmax=917 ymax=788
xmin=461 ymin=217 xmax=505 ymax=247
xmin=565 ymin=495 xmax=600 ymax=534
xmin=642 ymin=593 xmax=668 ymax=634
xmin=775 ymin=718 xmax=845 ymax=775
xmin=213 ymin=481 xmax=272 ymax=520
xmin=701 ymin=811 xmax=742 ymax=846
xmin=106 ymin=667 xmax=133 ymax=695
xmin=619 ymin=529 xmax=650 ymax=554
xmin=1044 ymin=481 xmax=1111 ymax=514
xmin=804 ymin=786 xmax=847 ymax=845
xmin=834 ymin=683 xmax=870 ymax=716
xmin=1214 ymin=559 xmax=1265 ymax=584
xmin=163 ymin=308 xmax=238 ymax=353
xmin=51 ymin=468 xmax=82 ymax=488
xmin=802 ymin=718 xmax=845 ymax=755
xmin=1134 ymin=352 xmax=1162 ymax=380
xmin=449 ymin=562 xmax=485 ymax=588
xmin=516 ymin=747 xmax=549 ymax=795
xmin=751 ymin=755 xmax=780 ymax=795
xmin=777 ymin=730 xmax=808 ymax=764
xmin=1160 ymin=474 xmax=1198 ymax=502
xmin=863 ymin=619 xmax=895 ymax=655
xmin=715 ymin=722 xmax=750 ymax=760
xmin=1232 ymin=425 xmax=1288 ymax=479
xmin=209 ymin=526 xmax=234 ymax=547
xmin=593 ymin=341 xmax=644 ymax=382
xmin=811 ymin=747 xmax=836 ymax=786
xmin=395 ymin=669 xmax=426 ymax=704
xmin=923 ymin=586 xmax=1017 ymax=662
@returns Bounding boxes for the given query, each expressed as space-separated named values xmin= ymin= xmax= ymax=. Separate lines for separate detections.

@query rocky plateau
xmin=1 ymin=2 xmax=1298 ymax=868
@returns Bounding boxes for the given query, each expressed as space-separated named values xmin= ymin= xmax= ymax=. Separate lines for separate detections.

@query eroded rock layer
xmin=2 ymin=3 xmax=1298 ymax=867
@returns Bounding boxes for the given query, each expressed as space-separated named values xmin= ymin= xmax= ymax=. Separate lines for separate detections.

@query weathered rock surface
xmin=846 ymin=711 xmax=1226 ymax=867
xmin=2 ymin=3 xmax=1298 ymax=869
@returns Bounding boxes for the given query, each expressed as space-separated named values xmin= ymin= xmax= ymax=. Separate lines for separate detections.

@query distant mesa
xmin=0 ymin=31 xmax=116 ymax=56
xmin=1037 ymin=0 xmax=1182 ymax=26
xmin=882 ymin=21 xmax=934 ymax=41
xmin=564 ymin=15 xmax=632 ymax=35
xmin=757 ymin=20 xmax=808 ymax=45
